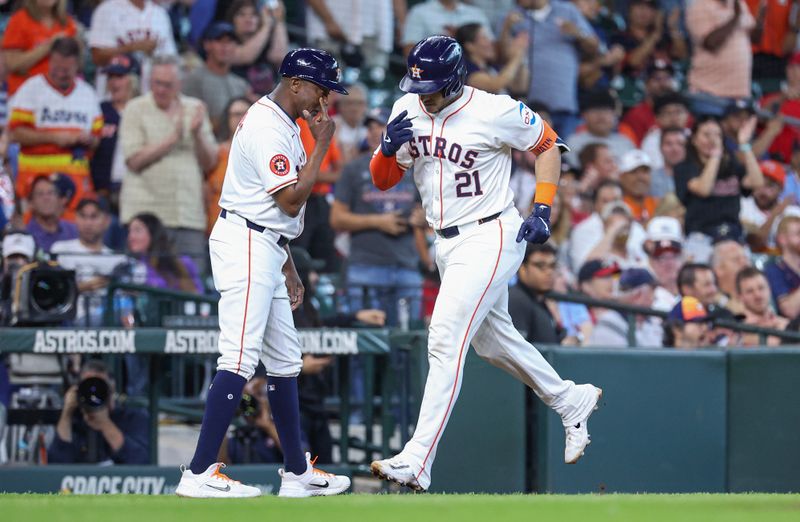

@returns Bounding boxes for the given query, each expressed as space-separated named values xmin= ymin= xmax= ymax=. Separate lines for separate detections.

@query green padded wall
xmin=537 ymin=348 xmax=728 ymax=493
xmin=425 ymin=351 xmax=528 ymax=493
xmin=727 ymin=348 xmax=800 ymax=493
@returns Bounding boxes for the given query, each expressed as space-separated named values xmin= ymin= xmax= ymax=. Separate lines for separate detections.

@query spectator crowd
xmin=3 ymin=0 xmax=800 ymax=467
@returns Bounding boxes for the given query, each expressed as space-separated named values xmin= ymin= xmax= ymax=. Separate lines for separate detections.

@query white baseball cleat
xmin=564 ymin=386 xmax=603 ymax=464
xmin=175 ymin=463 xmax=261 ymax=498
xmin=370 ymin=455 xmax=425 ymax=492
xmin=278 ymin=452 xmax=351 ymax=497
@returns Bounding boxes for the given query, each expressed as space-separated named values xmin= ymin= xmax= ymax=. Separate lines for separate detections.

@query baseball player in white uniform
xmin=175 ymin=49 xmax=351 ymax=498
xmin=369 ymin=36 xmax=603 ymax=491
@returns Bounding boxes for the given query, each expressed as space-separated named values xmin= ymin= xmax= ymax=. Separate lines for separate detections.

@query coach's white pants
xmin=210 ymin=216 xmax=302 ymax=380
xmin=401 ymin=210 xmax=593 ymax=490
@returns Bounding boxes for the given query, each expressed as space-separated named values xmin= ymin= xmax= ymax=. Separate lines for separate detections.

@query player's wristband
xmin=533 ymin=181 xmax=557 ymax=207
xmin=738 ymin=142 xmax=752 ymax=152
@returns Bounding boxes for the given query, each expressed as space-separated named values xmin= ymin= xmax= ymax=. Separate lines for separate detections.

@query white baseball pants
xmin=401 ymin=209 xmax=595 ymax=490
xmin=209 ymin=214 xmax=302 ymax=380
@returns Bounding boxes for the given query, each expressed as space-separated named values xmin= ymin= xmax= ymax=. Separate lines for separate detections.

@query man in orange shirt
xmin=293 ymin=115 xmax=342 ymax=271
xmin=747 ymin=0 xmax=797 ymax=80
xmin=620 ymin=149 xmax=659 ymax=223
xmin=8 ymin=37 xmax=102 ymax=221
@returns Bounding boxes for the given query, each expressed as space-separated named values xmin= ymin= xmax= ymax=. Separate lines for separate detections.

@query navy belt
xmin=220 ymin=209 xmax=289 ymax=246
xmin=436 ymin=212 xmax=502 ymax=239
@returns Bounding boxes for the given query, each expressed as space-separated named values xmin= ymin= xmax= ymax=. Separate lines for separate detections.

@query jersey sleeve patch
xmin=269 ymin=154 xmax=291 ymax=176
xmin=519 ymin=102 xmax=537 ymax=126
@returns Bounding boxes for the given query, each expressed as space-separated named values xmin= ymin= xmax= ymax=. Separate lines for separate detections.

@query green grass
xmin=1 ymin=493 xmax=799 ymax=522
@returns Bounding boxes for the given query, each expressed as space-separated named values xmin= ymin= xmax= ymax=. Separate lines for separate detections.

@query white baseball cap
xmin=646 ymin=216 xmax=683 ymax=243
xmin=2 ymin=232 xmax=36 ymax=260
xmin=619 ymin=149 xmax=652 ymax=173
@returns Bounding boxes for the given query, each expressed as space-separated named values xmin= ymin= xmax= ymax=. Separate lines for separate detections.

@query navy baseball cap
xmin=722 ymin=98 xmax=756 ymax=118
xmin=668 ymin=296 xmax=709 ymax=323
xmin=203 ymin=21 xmax=240 ymax=42
xmin=103 ymin=54 xmax=139 ymax=76
xmin=578 ymin=259 xmax=621 ymax=283
xmin=364 ymin=107 xmax=391 ymax=126
xmin=618 ymin=268 xmax=656 ymax=291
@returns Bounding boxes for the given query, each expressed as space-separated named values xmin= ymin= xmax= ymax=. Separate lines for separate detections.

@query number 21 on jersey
xmin=455 ymin=170 xmax=482 ymax=198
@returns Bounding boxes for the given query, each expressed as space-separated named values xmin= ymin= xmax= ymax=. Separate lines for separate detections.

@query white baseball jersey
xmin=88 ymin=0 xmax=177 ymax=96
xmin=374 ymin=86 xmax=594 ymax=492
xmin=385 ymin=86 xmax=560 ymax=230
xmin=218 ymin=96 xmax=307 ymax=239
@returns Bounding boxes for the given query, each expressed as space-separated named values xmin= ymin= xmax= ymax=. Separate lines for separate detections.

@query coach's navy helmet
xmin=279 ymin=48 xmax=348 ymax=95
xmin=400 ymin=35 xmax=466 ymax=97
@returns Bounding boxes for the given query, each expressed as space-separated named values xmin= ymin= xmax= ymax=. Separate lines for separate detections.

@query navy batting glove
xmin=381 ymin=110 xmax=414 ymax=156
xmin=516 ymin=203 xmax=551 ymax=244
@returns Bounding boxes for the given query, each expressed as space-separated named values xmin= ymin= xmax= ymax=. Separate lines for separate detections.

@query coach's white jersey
xmin=218 ymin=96 xmax=307 ymax=239
xmin=385 ymin=87 xmax=559 ymax=230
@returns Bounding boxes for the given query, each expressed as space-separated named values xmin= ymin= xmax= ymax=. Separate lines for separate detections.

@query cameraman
xmin=48 ymin=360 xmax=149 ymax=464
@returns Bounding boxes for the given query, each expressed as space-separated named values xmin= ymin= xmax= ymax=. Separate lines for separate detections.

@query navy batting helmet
xmin=399 ymin=36 xmax=466 ymax=97
xmin=279 ymin=48 xmax=349 ymax=95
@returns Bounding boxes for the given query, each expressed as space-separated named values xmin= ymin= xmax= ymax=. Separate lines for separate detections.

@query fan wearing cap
xmin=644 ymin=216 xmax=684 ymax=311
xmin=176 ymin=48 xmax=352 ymax=499
xmin=740 ymin=159 xmax=800 ymax=253
xmin=577 ymin=258 xmax=622 ymax=323
xmin=619 ymin=149 xmax=659 ymax=222
xmin=330 ymin=107 xmax=426 ymax=326
xmin=183 ymin=22 xmax=251 ymax=137
xmin=621 ymin=59 xmax=679 ymax=144
xmin=91 ymin=54 xmax=139 ymax=202
xmin=586 ymin=267 xmax=663 ymax=348
xmin=582 ymin=200 xmax=645 ymax=269
xmin=663 ymin=296 xmax=712 ymax=349
xmin=565 ymin=89 xmax=636 ymax=167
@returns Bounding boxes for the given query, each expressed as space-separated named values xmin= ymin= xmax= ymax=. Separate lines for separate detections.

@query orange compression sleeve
xmin=369 ymin=151 xmax=406 ymax=191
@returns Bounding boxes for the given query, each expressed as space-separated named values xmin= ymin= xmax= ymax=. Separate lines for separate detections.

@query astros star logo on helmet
xmin=410 ymin=64 xmax=424 ymax=79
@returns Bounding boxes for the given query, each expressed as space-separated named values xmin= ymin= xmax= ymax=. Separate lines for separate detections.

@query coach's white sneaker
xmin=175 ymin=463 xmax=261 ymax=498
xmin=278 ymin=453 xmax=351 ymax=497
xmin=370 ymin=455 xmax=425 ymax=491
xmin=564 ymin=385 xmax=603 ymax=464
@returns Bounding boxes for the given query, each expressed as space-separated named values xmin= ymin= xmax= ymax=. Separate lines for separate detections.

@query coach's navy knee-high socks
xmin=267 ymin=376 xmax=307 ymax=474
xmin=189 ymin=370 xmax=246 ymax=474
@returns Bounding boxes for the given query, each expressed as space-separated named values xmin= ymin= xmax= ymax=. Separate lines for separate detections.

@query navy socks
xmin=189 ymin=370 xmax=246 ymax=474
xmin=267 ymin=376 xmax=307 ymax=474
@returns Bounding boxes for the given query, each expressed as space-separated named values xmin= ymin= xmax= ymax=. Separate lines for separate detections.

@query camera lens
xmin=78 ymin=377 xmax=110 ymax=412
xmin=31 ymin=272 xmax=73 ymax=313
